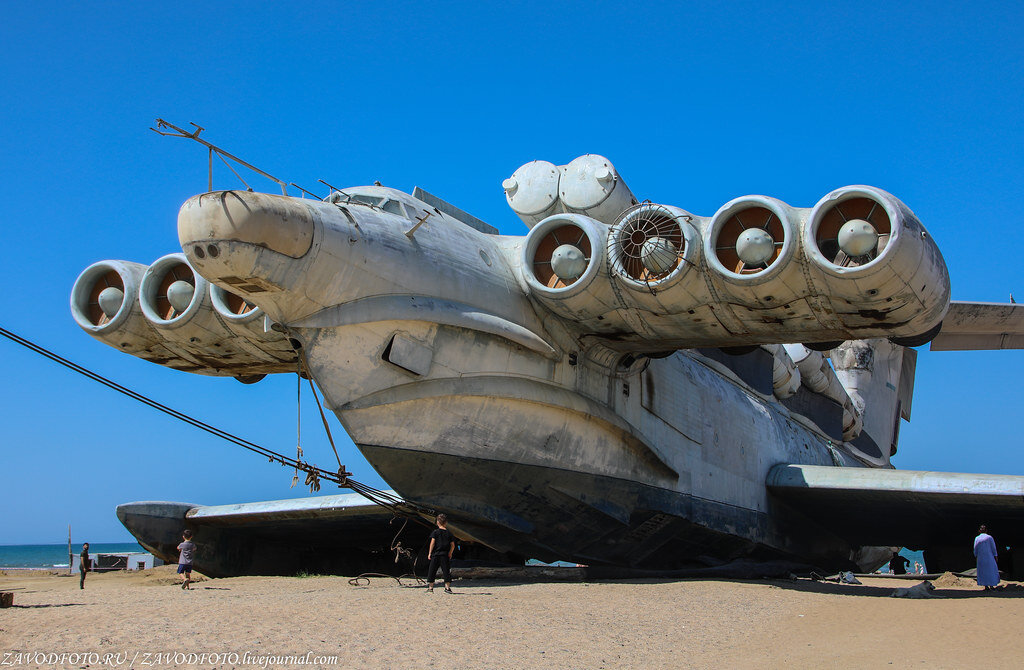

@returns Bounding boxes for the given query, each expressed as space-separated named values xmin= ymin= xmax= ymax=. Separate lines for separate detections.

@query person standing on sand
xmin=177 ymin=530 xmax=196 ymax=590
xmin=426 ymin=514 xmax=456 ymax=594
xmin=79 ymin=543 xmax=90 ymax=589
xmin=974 ymin=525 xmax=1000 ymax=590
xmin=889 ymin=550 xmax=909 ymax=575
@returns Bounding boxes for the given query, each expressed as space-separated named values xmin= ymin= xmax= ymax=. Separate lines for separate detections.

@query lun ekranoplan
xmin=72 ymin=144 xmax=1024 ymax=578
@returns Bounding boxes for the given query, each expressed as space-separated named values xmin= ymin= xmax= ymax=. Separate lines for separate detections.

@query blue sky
xmin=1 ymin=1 xmax=1021 ymax=544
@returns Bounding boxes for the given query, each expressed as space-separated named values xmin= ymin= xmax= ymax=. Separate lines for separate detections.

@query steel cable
xmin=0 ymin=325 xmax=434 ymax=522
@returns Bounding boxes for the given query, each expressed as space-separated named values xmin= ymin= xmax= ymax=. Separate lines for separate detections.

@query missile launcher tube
xmin=558 ymin=154 xmax=638 ymax=225
xmin=504 ymin=160 xmax=562 ymax=228
xmin=506 ymin=155 xmax=637 ymax=228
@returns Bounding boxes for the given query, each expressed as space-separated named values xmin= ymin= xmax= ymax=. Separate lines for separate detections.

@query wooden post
xmin=0 ymin=592 xmax=13 ymax=608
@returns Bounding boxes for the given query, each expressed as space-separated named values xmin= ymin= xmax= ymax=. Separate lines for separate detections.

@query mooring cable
xmin=0 ymin=324 xmax=434 ymax=523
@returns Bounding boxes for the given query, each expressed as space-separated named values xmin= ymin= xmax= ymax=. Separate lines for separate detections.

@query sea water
xmin=0 ymin=543 xmax=145 ymax=569
xmin=881 ymin=548 xmax=928 ymax=574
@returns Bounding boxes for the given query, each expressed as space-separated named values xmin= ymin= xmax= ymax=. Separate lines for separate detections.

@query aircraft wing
xmin=766 ymin=464 xmax=1024 ymax=548
xmin=116 ymin=492 xmax=432 ymax=577
xmin=930 ymin=301 xmax=1024 ymax=350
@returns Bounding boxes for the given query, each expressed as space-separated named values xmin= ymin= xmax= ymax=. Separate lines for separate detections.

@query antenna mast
xmin=150 ymin=119 xmax=290 ymax=196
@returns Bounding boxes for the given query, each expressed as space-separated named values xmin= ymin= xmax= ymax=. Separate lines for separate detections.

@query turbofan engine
xmin=514 ymin=168 xmax=950 ymax=351
xmin=520 ymin=213 xmax=620 ymax=327
xmin=72 ymin=254 xmax=297 ymax=379
xmin=71 ymin=260 xmax=176 ymax=360
xmin=804 ymin=186 xmax=950 ymax=343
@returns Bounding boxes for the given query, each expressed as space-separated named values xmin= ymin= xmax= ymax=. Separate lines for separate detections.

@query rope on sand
xmin=347 ymin=573 xmax=425 ymax=588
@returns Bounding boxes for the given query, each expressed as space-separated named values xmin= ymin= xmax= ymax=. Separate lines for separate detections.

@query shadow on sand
xmin=446 ymin=571 xmax=1024 ymax=599
xmin=762 ymin=578 xmax=1024 ymax=599
xmin=12 ymin=603 xmax=87 ymax=609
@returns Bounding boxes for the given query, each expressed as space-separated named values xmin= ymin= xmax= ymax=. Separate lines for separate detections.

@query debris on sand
xmin=932 ymin=572 xmax=973 ymax=589
xmin=891 ymin=581 xmax=939 ymax=598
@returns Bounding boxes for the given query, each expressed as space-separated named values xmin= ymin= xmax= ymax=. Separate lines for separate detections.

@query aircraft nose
xmin=177 ymin=190 xmax=314 ymax=261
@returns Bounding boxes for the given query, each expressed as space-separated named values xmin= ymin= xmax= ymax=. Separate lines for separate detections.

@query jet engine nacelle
xmin=209 ymin=284 xmax=298 ymax=372
xmin=804 ymin=186 xmax=950 ymax=338
xmin=139 ymin=253 xmax=296 ymax=375
xmin=520 ymin=213 xmax=619 ymax=325
xmin=517 ymin=185 xmax=950 ymax=351
xmin=72 ymin=254 xmax=297 ymax=378
xmin=140 ymin=253 xmax=234 ymax=347
xmin=71 ymin=259 xmax=166 ymax=355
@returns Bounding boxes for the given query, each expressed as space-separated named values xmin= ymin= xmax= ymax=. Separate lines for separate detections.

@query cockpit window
xmin=382 ymin=199 xmax=404 ymax=216
xmin=348 ymin=194 xmax=383 ymax=207
xmin=404 ymin=204 xmax=423 ymax=220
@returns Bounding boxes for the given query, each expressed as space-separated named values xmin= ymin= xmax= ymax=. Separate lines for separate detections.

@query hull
xmin=358 ymin=444 xmax=854 ymax=569
xmin=309 ymin=322 xmax=870 ymax=571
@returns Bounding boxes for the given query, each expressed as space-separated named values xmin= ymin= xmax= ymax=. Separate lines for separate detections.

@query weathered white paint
xmin=505 ymin=155 xmax=638 ymax=228
xmin=76 ymin=158 xmax=1009 ymax=567
xmin=72 ymin=255 xmax=296 ymax=376
xmin=930 ymin=301 xmax=1024 ymax=350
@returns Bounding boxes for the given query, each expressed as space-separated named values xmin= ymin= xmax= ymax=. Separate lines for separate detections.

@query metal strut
xmin=150 ymin=119 xmax=290 ymax=196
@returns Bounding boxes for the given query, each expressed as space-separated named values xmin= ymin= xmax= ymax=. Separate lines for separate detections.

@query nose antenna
xmin=150 ymin=118 xmax=290 ymax=196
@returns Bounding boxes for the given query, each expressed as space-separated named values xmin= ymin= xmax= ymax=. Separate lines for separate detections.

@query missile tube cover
xmin=558 ymin=154 xmax=638 ymax=225
xmin=504 ymin=160 xmax=562 ymax=228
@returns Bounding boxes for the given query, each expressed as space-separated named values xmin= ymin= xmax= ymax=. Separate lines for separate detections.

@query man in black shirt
xmin=890 ymin=550 xmax=910 ymax=575
xmin=79 ymin=543 xmax=90 ymax=589
xmin=426 ymin=514 xmax=456 ymax=594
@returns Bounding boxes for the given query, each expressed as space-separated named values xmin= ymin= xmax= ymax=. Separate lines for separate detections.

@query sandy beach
xmin=2 ymin=567 xmax=1023 ymax=669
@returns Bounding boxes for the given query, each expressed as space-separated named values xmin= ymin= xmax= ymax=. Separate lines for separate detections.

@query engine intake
xmin=608 ymin=203 xmax=696 ymax=288
xmin=805 ymin=186 xmax=950 ymax=337
xmin=522 ymin=214 xmax=619 ymax=325
xmin=210 ymin=284 xmax=297 ymax=369
xmin=140 ymin=253 xmax=213 ymax=329
xmin=66 ymin=252 xmax=297 ymax=377
xmin=71 ymin=260 xmax=162 ymax=354
xmin=706 ymin=195 xmax=798 ymax=283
